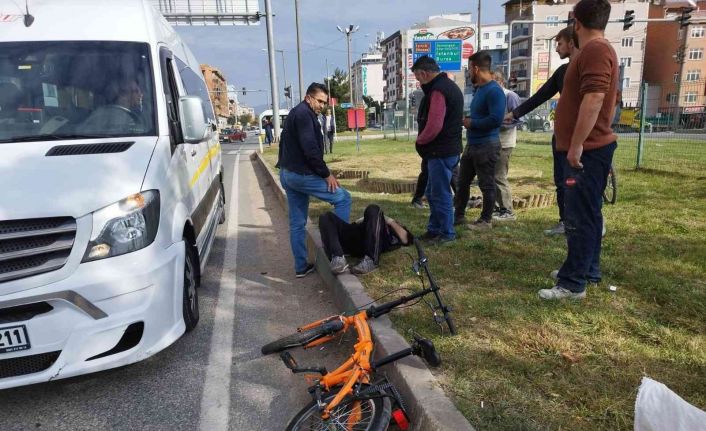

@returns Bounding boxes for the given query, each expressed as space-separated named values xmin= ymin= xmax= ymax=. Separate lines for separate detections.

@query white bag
xmin=635 ymin=377 xmax=706 ymax=431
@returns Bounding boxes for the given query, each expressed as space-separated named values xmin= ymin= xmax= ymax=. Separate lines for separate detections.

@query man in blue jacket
xmin=277 ymin=83 xmax=352 ymax=277
xmin=455 ymin=51 xmax=506 ymax=230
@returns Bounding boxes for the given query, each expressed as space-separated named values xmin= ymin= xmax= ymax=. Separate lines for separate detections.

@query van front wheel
xmin=182 ymin=241 xmax=200 ymax=332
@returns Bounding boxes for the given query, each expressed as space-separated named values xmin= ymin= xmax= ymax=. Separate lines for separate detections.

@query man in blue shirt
xmin=277 ymin=83 xmax=352 ymax=277
xmin=455 ymin=51 xmax=506 ymax=230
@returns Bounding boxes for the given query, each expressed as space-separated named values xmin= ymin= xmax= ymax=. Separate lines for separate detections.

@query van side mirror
xmin=178 ymin=96 xmax=209 ymax=143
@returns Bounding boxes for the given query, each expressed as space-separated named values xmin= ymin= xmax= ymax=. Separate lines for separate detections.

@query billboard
xmin=151 ymin=0 xmax=260 ymax=26
xmin=413 ymin=40 xmax=463 ymax=72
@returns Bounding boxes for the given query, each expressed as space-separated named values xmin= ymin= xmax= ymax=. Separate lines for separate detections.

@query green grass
xmin=262 ymin=134 xmax=706 ymax=431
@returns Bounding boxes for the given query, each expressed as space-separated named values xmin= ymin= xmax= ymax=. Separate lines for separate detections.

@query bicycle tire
xmin=286 ymin=386 xmax=392 ymax=431
xmin=261 ymin=320 xmax=343 ymax=355
xmin=603 ymin=166 xmax=617 ymax=205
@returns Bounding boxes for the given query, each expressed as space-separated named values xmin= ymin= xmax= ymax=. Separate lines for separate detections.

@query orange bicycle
xmin=261 ymin=240 xmax=456 ymax=430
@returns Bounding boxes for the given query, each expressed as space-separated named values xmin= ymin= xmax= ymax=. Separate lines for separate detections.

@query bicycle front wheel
xmin=286 ymin=386 xmax=392 ymax=431
xmin=261 ymin=319 xmax=344 ymax=355
xmin=603 ymin=166 xmax=617 ymax=204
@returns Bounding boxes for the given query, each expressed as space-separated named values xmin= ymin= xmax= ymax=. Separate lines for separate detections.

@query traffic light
xmin=242 ymin=87 xmax=247 ymax=96
xmin=679 ymin=7 xmax=695 ymax=29
xmin=284 ymin=85 xmax=292 ymax=99
xmin=623 ymin=10 xmax=635 ymax=31
xmin=410 ymin=94 xmax=416 ymax=108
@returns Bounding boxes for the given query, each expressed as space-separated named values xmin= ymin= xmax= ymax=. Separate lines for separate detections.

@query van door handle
xmin=191 ymin=149 xmax=197 ymax=157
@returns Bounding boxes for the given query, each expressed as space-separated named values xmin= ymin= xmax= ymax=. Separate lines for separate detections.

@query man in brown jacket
xmin=538 ymin=0 xmax=618 ymax=300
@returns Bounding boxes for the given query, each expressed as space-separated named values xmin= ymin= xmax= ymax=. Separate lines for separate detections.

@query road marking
xmin=199 ymin=152 xmax=240 ymax=431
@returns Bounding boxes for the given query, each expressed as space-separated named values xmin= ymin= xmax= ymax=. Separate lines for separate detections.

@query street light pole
xmin=294 ymin=0 xmax=304 ymax=102
xmin=264 ymin=0 xmax=281 ymax=141
xmin=338 ymin=24 xmax=359 ymax=105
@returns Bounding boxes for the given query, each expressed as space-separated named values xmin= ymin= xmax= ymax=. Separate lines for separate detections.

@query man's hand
xmin=504 ymin=112 xmax=515 ymax=123
xmin=325 ymin=174 xmax=340 ymax=192
xmin=567 ymin=145 xmax=583 ymax=169
xmin=463 ymin=117 xmax=471 ymax=129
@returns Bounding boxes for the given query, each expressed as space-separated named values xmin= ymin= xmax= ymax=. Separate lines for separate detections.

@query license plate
xmin=0 ymin=325 xmax=31 ymax=354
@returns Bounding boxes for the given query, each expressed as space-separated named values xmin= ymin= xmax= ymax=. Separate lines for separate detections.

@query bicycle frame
xmin=272 ymin=239 xmax=455 ymax=422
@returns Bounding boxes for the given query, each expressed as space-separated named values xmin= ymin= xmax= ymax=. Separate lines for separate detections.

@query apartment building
xmin=351 ymin=52 xmax=385 ymax=104
xmin=644 ymin=1 xmax=706 ymax=118
xmin=504 ymin=0 xmax=649 ymax=102
xmin=200 ymin=64 xmax=229 ymax=127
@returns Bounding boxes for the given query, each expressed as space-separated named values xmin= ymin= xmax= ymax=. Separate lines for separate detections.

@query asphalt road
xmin=0 ymin=135 xmax=349 ymax=430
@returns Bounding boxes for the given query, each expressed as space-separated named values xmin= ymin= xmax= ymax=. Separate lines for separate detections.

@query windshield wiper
xmin=0 ymin=134 xmax=116 ymax=143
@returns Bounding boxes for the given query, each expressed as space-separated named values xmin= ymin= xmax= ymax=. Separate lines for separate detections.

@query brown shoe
xmin=466 ymin=219 xmax=492 ymax=231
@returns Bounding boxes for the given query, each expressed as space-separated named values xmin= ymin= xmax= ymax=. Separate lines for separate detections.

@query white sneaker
xmin=544 ymin=221 xmax=565 ymax=236
xmin=538 ymin=286 xmax=586 ymax=300
xmin=602 ymin=220 xmax=607 ymax=237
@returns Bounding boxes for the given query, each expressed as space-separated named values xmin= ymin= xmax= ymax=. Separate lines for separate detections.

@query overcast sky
xmin=175 ymin=0 xmax=504 ymax=111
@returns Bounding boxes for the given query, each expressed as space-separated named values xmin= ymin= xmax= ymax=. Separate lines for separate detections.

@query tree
xmin=323 ymin=68 xmax=349 ymax=102
xmin=238 ymin=113 xmax=253 ymax=127
xmin=227 ymin=115 xmax=237 ymax=126
xmin=362 ymin=95 xmax=382 ymax=125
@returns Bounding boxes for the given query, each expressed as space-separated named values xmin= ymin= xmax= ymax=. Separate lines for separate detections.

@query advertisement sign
xmin=362 ymin=66 xmax=368 ymax=96
xmin=347 ymin=108 xmax=367 ymax=129
xmin=413 ymin=39 xmax=463 ymax=72
xmin=537 ymin=52 xmax=550 ymax=80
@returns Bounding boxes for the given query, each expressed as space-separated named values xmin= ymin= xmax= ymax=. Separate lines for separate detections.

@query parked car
xmin=519 ymin=112 xmax=553 ymax=132
xmin=0 ymin=0 xmax=224 ymax=389
xmin=221 ymin=128 xmax=246 ymax=142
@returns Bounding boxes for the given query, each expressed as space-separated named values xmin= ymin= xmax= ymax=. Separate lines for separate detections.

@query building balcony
xmin=511 ymin=69 xmax=528 ymax=79
xmin=512 ymin=48 xmax=530 ymax=59
xmin=511 ymin=26 xmax=530 ymax=41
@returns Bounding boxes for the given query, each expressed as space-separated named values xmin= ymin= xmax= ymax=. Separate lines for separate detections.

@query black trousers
xmin=319 ymin=205 xmax=390 ymax=264
xmin=413 ymin=158 xmax=459 ymax=201
xmin=455 ymin=142 xmax=500 ymax=222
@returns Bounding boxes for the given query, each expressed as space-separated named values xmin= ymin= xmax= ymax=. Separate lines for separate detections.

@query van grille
xmin=0 ymin=351 xmax=61 ymax=379
xmin=0 ymin=217 xmax=76 ymax=283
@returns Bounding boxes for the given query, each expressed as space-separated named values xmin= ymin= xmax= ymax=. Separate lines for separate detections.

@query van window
xmin=0 ymin=41 xmax=156 ymax=143
xmin=174 ymin=57 xmax=216 ymax=125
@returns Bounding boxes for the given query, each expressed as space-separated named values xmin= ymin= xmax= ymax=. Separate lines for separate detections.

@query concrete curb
xmin=252 ymin=152 xmax=474 ymax=431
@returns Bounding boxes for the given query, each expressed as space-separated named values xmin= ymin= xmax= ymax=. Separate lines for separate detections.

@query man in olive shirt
xmin=538 ymin=0 xmax=618 ymax=300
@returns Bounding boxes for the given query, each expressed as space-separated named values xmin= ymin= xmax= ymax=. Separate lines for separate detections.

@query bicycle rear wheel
xmin=603 ymin=166 xmax=617 ymax=204
xmin=261 ymin=319 xmax=343 ymax=355
xmin=286 ymin=386 xmax=391 ymax=431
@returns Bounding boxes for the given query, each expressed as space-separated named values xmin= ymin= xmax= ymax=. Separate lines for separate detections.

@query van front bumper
xmin=0 ymin=240 xmax=186 ymax=390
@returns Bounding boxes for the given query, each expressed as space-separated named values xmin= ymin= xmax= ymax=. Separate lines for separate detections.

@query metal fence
xmin=612 ymin=80 xmax=706 ymax=175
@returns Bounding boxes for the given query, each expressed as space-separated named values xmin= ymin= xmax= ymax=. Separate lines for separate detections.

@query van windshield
xmin=0 ymin=41 xmax=156 ymax=143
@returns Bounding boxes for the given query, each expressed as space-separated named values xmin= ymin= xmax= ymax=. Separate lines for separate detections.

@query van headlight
xmin=82 ymin=190 xmax=160 ymax=262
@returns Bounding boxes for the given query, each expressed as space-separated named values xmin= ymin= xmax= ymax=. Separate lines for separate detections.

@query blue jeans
xmin=280 ymin=169 xmax=352 ymax=272
xmin=426 ymin=156 xmax=460 ymax=240
xmin=557 ymin=142 xmax=616 ymax=293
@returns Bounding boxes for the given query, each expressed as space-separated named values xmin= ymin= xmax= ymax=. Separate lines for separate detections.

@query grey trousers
xmin=495 ymin=147 xmax=514 ymax=212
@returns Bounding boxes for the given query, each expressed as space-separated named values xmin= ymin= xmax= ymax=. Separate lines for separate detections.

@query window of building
xmin=689 ymin=48 xmax=704 ymax=60
xmin=691 ymin=26 xmax=705 ymax=38
xmin=622 ymin=37 xmax=633 ymax=48
xmin=505 ymin=34 xmax=509 ymax=43
xmin=686 ymin=69 xmax=701 ymax=81
xmin=483 ymin=45 xmax=489 ymax=50
xmin=497 ymin=45 xmax=503 ymax=49
xmin=667 ymin=93 xmax=678 ymax=104
xmin=685 ymin=91 xmax=698 ymax=104
xmin=546 ymin=15 xmax=559 ymax=27
xmin=484 ymin=33 xmax=489 ymax=40
xmin=674 ymin=72 xmax=679 ymax=83
xmin=496 ymin=31 xmax=503 ymax=38
xmin=622 ymin=77 xmax=631 ymax=89
xmin=620 ymin=57 xmax=632 ymax=68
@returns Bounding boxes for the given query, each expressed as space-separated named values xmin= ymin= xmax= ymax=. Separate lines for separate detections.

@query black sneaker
xmin=453 ymin=216 xmax=467 ymax=226
xmin=419 ymin=231 xmax=440 ymax=241
xmin=295 ymin=263 xmax=316 ymax=278
xmin=426 ymin=236 xmax=455 ymax=246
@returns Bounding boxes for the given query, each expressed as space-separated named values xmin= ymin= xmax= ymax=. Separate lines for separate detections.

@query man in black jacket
xmin=413 ymin=56 xmax=464 ymax=245
xmin=506 ymin=26 xmax=576 ymax=235
xmin=277 ymin=83 xmax=352 ymax=277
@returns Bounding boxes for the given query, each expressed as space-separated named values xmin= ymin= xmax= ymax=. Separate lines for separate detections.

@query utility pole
xmin=325 ymin=58 xmax=337 ymax=140
xmin=477 ymin=0 xmax=482 ymax=51
xmin=264 ymin=0 xmax=281 ymax=140
xmin=338 ymin=24 xmax=359 ymax=104
xmin=294 ymin=0 xmax=304 ymax=102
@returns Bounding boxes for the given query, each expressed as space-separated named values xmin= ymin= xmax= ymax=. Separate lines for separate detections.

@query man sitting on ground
xmin=319 ymin=204 xmax=414 ymax=275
